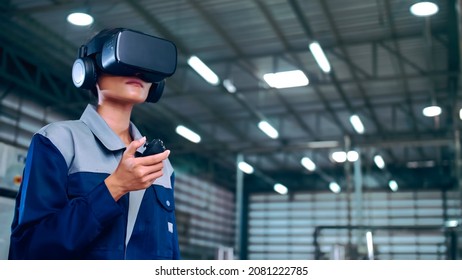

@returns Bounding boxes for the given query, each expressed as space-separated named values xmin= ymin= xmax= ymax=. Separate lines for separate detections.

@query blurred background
xmin=0 ymin=0 xmax=461 ymax=260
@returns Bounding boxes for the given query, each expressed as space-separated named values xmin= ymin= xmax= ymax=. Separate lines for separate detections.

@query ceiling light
xmin=223 ymin=79 xmax=237 ymax=93
xmin=263 ymin=70 xmax=309 ymax=89
xmin=388 ymin=180 xmax=398 ymax=192
xmin=175 ymin=125 xmax=201 ymax=143
xmin=309 ymin=41 xmax=331 ymax=73
xmin=422 ymin=105 xmax=441 ymax=117
xmin=67 ymin=12 xmax=94 ymax=26
xmin=347 ymin=151 xmax=359 ymax=162
xmin=445 ymin=220 xmax=459 ymax=228
xmin=258 ymin=120 xmax=279 ymax=139
xmin=332 ymin=151 xmax=347 ymax=163
xmin=238 ymin=161 xmax=254 ymax=174
xmin=301 ymin=157 xmax=316 ymax=171
xmin=187 ymin=56 xmax=220 ymax=85
xmin=273 ymin=183 xmax=288 ymax=195
xmin=329 ymin=182 xmax=341 ymax=193
xmin=373 ymin=155 xmax=385 ymax=169
xmin=459 ymin=108 xmax=462 ymax=120
xmin=410 ymin=2 xmax=439 ymax=17
xmin=349 ymin=114 xmax=365 ymax=134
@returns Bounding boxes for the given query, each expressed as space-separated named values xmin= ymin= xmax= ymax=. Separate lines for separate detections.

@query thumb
xmin=124 ymin=136 xmax=146 ymax=157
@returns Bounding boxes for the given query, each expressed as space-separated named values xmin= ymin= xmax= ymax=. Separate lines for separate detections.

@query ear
xmin=94 ymin=83 xmax=102 ymax=102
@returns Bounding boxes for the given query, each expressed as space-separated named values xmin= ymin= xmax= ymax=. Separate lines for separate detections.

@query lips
xmin=125 ymin=78 xmax=144 ymax=88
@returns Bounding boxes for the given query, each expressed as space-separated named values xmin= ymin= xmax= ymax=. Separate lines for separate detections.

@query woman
xmin=9 ymin=28 xmax=180 ymax=259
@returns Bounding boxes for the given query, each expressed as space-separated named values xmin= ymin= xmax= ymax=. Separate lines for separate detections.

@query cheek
xmin=97 ymin=79 xmax=119 ymax=94
xmin=141 ymin=84 xmax=152 ymax=96
xmin=123 ymin=84 xmax=151 ymax=101
xmin=145 ymin=84 xmax=152 ymax=93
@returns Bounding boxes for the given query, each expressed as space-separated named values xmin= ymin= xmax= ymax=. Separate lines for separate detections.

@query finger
xmin=143 ymin=162 xmax=164 ymax=175
xmin=135 ymin=169 xmax=164 ymax=189
xmin=137 ymin=149 xmax=170 ymax=166
xmin=136 ymin=162 xmax=163 ymax=177
xmin=144 ymin=170 xmax=164 ymax=185
xmin=124 ymin=136 xmax=146 ymax=158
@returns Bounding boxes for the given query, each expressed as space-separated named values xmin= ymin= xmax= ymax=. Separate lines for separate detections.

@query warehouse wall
xmin=248 ymin=190 xmax=461 ymax=260
xmin=0 ymin=197 xmax=14 ymax=259
xmin=0 ymin=143 xmax=25 ymax=259
xmin=173 ymin=172 xmax=236 ymax=259
xmin=0 ymin=142 xmax=26 ymax=190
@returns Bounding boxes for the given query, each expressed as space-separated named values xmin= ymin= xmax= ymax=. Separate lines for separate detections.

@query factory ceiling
xmin=0 ymin=0 xmax=460 ymax=193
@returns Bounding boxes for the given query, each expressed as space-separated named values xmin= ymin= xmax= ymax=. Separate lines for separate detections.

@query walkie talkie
xmin=140 ymin=138 xmax=166 ymax=157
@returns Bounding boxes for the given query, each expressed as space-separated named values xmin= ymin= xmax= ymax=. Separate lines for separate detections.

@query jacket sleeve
xmin=8 ymin=134 xmax=123 ymax=259
xmin=171 ymin=172 xmax=181 ymax=260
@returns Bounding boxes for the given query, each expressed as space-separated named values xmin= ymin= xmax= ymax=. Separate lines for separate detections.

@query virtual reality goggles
xmin=72 ymin=28 xmax=177 ymax=102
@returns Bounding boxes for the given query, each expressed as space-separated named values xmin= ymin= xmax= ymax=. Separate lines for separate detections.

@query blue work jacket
xmin=9 ymin=105 xmax=180 ymax=259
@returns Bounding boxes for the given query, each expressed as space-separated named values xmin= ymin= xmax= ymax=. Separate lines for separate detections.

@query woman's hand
xmin=105 ymin=137 xmax=170 ymax=201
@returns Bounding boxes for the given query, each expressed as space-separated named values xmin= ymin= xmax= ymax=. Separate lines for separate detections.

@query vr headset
xmin=72 ymin=28 xmax=177 ymax=103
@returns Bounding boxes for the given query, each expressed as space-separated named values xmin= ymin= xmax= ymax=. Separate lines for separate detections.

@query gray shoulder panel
xmin=37 ymin=121 xmax=82 ymax=169
xmin=37 ymin=120 xmax=119 ymax=175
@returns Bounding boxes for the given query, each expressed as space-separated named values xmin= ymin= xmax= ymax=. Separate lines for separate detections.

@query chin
xmin=106 ymin=95 xmax=146 ymax=105
xmin=126 ymin=91 xmax=149 ymax=103
xmin=124 ymin=97 xmax=147 ymax=104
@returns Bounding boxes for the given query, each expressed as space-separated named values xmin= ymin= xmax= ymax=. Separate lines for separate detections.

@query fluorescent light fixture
xmin=263 ymin=70 xmax=309 ymax=89
xmin=366 ymin=231 xmax=374 ymax=260
xmin=67 ymin=12 xmax=94 ymax=26
xmin=187 ymin=56 xmax=220 ymax=85
xmin=374 ymin=155 xmax=385 ymax=169
xmin=238 ymin=161 xmax=254 ymax=174
xmin=332 ymin=151 xmax=358 ymax=162
xmin=332 ymin=151 xmax=347 ymax=163
xmin=306 ymin=140 xmax=339 ymax=149
xmin=422 ymin=105 xmax=441 ymax=117
xmin=175 ymin=125 xmax=201 ymax=143
xmin=445 ymin=220 xmax=459 ymax=228
xmin=410 ymin=2 xmax=439 ymax=17
xmin=388 ymin=180 xmax=398 ymax=192
xmin=273 ymin=183 xmax=288 ymax=195
xmin=347 ymin=151 xmax=359 ymax=162
xmin=349 ymin=114 xmax=365 ymax=134
xmin=301 ymin=157 xmax=316 ymax=171
xmin=258 ymin=120 xmax=279 ymax=139
xmin=406 ymin=160 xmax=435 ymax=168
xmin=373 ymin=155 xmax=385 ymax=169
xmin=309 ymin=41 xmax=331 ymax=73
xmin=223 ymin=79 xmax=237 ymax=93
xmin=329 ymin=182 xmax=341 ymax=193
